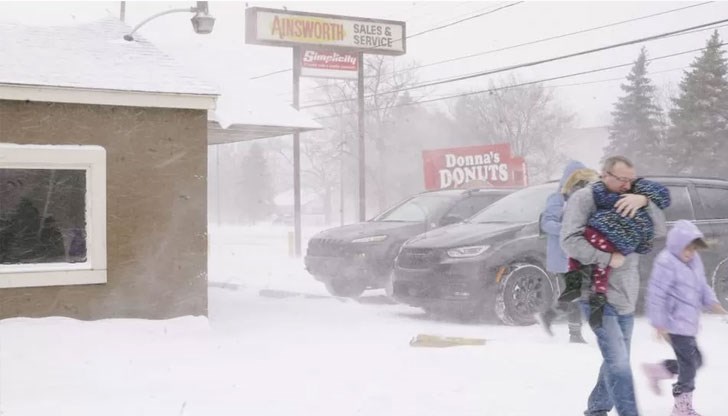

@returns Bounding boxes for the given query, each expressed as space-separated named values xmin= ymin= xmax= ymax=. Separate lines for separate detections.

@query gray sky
xmin=2 ymin=1 xmax=727 ymax=127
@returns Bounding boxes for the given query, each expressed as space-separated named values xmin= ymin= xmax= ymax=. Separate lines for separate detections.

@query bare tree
xmin=452 ymin=74 xmax=575 ymax=183
xmin=308 ymin=55 xmax=425 ymax=214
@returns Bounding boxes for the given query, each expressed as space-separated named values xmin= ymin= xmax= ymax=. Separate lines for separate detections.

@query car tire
xmin=712 ymin=259 xmax=728 ymax=311
xmin=495 ymin=262 xmax=555 ymax=326
xmin=324 ymin=279 xmax=366 ymax=298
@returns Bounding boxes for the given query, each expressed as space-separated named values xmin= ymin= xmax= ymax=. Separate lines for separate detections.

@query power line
xmin=395 ymin=66 xmax=687 ymax=103
xmin=547 ymin=66 xmax=686 ymax=89
xmin=390 ymin=1 xmax=498 ymax=28
xmin=249 ymin=1 xmax=524 ymax=80
xmin=297 ymin=20 xmax=728 ymax=104
xmin=310 ymin=42 xmax=725 ymax=120
xmin=268 ymin=2 xmax=520 ymax=91
xmin=406 ymin=1 xmax=522 ymax=40
xmin=273 ymin=2 xmax=715 ymax=90
xmin=250 ymin=68 xmax=290 ymax=80
xmin=316 ymin=2 xmax=523 ymax=57
xmin=382 ymin=1 xmax=714 ymax=76
xmin=301 ymin=17 xmax=728 ymax=109
xmin=383 ymin=1 xmax=472 ymax=23
xmin=277 ymin=1 xmax=714 ymax=96
xmin=375 ymin=71 xmax=677 ymax=107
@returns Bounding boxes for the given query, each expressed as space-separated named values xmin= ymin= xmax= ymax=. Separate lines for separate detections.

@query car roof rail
xmin=645 ymin=175 xmax=728 ymax=182
xmin=464 ymin=187 xmax=521 ymax=195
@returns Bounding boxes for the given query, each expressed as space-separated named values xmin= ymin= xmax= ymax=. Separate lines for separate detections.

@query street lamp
xmin=123 ymin=1 xmax=215 ymax=41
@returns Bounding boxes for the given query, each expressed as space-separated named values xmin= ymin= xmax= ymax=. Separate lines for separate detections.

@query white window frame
xmin=0 ymin=143 xmax=107 ymax=288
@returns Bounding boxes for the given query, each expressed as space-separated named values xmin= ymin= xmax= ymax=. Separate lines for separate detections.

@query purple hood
xmin=666 ymin=220 xmax=704 ymax=258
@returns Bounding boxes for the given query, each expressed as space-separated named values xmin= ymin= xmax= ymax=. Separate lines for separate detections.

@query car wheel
xmin=324 ymin=278 xmax=366 ymax=298
xmin=712 ymin=259 xmax=728 ymax=311
xmin=495 ymin=263 xmax=555 ymax=326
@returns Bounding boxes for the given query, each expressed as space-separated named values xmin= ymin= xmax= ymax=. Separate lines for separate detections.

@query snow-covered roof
xmin=208 ymin=83 xmax=322 ymax=143
xmin=0 ymin=17 xmax=322 ymax=142
xmin=211 ymin=85 xmax=321 ymax=130
xmin=0 ymin=18 xmax=218 ymax=109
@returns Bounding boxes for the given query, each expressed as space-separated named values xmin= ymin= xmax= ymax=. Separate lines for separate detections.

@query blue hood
xmin=559 ymin=160 xmax=587 ymax=191
xmin=666 ymin=220 xmax=704 ymax=256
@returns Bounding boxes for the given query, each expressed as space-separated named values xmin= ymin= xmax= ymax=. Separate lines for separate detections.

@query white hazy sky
xmin=2 ymin=0 xmax=727 ymax=127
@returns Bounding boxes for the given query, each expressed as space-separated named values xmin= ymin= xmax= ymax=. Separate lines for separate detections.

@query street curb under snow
xmin=208 ymin=281 xmax=342 ymax=301
xmin=208 ymin=281 xmax=398 ymax=305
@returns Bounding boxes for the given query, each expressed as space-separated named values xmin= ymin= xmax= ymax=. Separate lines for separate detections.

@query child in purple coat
xmin=642 ymin=220 xmax=727 ymax=416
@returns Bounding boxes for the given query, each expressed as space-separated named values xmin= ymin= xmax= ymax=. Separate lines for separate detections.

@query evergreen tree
xmin=604 ymin=47 xmax=665 ymax=174
xmin=667 ymin=31 xmax=728 ymax=176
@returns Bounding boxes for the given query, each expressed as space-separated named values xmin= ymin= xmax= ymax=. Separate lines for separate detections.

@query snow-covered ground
xmin=207 ymin=224 xmax=331 ymax=296
xmin=1 ymin=224 xmax=726 ymax=415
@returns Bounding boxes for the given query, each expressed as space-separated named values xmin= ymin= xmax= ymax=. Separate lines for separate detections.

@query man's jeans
xmin=581 ymin=302 xmax=639 ymax=416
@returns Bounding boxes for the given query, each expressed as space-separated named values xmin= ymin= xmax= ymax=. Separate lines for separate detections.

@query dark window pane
xmin=664 ymin=186 xmax=695 ymax=221
xmin=0 ymin=169 xmax=87 ymax=264
xmin=470 ymin=184 xmax=556 ymax=223
xmin=374 ymin=194 xmax=458 ymax=222
xmin=696 ymin=187 xmax=728 ymax=220
xmin=445 ymin=195 xmax=504 ymax=221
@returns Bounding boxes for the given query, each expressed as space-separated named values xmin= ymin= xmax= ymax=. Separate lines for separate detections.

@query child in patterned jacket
xmin=557 ymin=177 xmax=671 ymax=328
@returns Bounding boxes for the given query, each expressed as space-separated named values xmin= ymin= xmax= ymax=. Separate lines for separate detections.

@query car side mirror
xmin=440 ymin=215 xmax=464 ymax=226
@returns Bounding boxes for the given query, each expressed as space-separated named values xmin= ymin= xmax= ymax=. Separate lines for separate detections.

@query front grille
xmin=307 ymin=238 xmax=353 ymax=257
xmin=397 ymin=247 xmax=441 ymax=269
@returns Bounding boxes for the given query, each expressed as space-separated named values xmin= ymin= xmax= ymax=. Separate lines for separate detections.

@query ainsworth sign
xmin=422 ymin=144 xmax=528 ymax=190
xmin=245 ymin=7 xmax=406 ymax=56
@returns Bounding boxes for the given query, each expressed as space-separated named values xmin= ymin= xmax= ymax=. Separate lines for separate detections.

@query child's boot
xmin=558 ymin=265 xmax=591 ymax=302
xmin=671 ymin=390 xmax=702 ymax=416
xmin=569 ymin=332 xmax=587 ymax=344
xmin=641 ymin=362 xmax=673 ymax=395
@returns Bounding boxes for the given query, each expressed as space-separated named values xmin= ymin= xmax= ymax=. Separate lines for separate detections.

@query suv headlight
xmin=352 ymin=235 xmax=388 ymax=243
xmin=447 ymin=245 xmax=490 ymax=258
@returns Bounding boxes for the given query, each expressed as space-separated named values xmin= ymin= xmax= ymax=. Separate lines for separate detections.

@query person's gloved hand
xmin=588 ymin=293 xmax=608 ymax=329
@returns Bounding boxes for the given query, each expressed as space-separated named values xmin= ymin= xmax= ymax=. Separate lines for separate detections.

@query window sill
xmin=0 ymin=269 xmax=107 ymax=289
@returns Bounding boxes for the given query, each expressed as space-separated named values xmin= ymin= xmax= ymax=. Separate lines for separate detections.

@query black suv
xmin=392 ymin=177 xmax=728 ymax=325
xmin=304 ymin=188 xmax=515 ymax=297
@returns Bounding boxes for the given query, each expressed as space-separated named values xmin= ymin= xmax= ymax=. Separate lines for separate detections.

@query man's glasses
xmin=606 ymin=171 xmax=636 ymax=185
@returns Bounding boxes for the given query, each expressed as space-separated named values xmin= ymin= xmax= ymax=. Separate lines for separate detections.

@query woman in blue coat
xmin=538 ymin=161 xmax=595 ymax=343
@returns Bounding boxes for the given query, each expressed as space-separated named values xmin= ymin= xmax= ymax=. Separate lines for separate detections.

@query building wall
xmin=0 ymin=99 xmax=208 ymax=319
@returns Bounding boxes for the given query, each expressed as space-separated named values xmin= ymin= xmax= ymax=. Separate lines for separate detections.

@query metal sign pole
xmin=244 ymin=7 xmax=406 ymax=229
xmin=357 ymin=52 xmax=366 ymax=222
xmin=292 ymin=47 xmax=302 ymax=257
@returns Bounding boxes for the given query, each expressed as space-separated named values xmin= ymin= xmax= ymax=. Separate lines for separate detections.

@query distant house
xmin=272 ymin=188 xmax=326 ymax=225
xmin=0 ymin=18 xmax=319 ymax=319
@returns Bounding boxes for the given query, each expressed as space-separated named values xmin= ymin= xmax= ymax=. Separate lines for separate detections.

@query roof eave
xmin=0 ymin=83 xmax=217 ymax=110
xmin=207 ymin=120 xmax=322 ymax=144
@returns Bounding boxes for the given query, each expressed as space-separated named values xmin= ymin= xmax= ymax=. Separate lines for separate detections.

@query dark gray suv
xmin=305 ymin=188 xmax=515 ymax=297
xmin=392 ymin=176 xmax=728 ymax=325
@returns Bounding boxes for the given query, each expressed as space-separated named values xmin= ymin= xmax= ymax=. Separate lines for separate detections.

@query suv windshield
xmin=374 ymin=194 xmax=458 ymax=222
xmin=469 ymin=183 xmax=558 ymax=224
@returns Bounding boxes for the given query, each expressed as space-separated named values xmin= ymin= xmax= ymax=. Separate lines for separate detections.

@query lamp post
xmin=123 ymin=1 xmax=215 ymax=41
